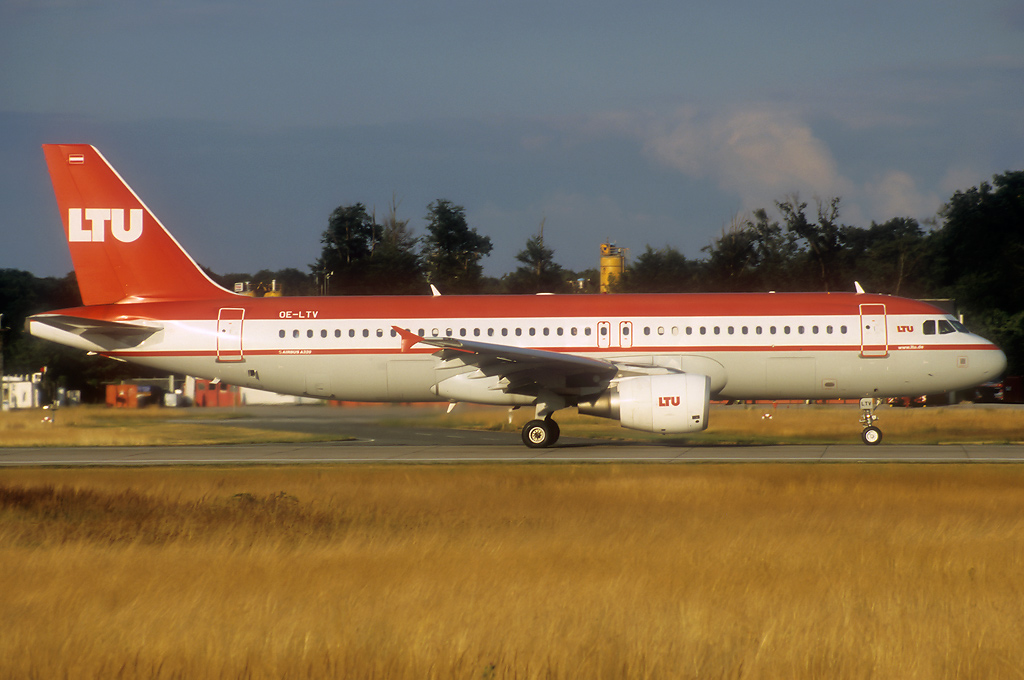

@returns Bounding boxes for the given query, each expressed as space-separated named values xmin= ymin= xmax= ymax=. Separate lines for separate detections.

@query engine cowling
xmin=579 ymin=373 xmax=710 ymax=434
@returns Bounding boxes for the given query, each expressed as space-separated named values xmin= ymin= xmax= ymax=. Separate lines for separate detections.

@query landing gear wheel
xmin=522 ymin=419 xmax=557 ymax=448
xmin=546 ymin=418 xmax=560 ymax=446
xmin=861 ymin=426 xmax=882 ymax=445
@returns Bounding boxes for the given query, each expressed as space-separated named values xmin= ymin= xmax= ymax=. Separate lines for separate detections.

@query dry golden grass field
xmin=0 ymin=406 xmax=346 ymax=447
xmin=2 ymin=464 xmax=1024 ymax=679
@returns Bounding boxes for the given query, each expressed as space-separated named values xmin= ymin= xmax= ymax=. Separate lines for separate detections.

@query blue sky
xmin=2 ymin=0 xmax=1022 ymax=283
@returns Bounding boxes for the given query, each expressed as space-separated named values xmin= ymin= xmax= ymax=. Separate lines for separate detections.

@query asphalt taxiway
xmin=1 ymin=404 xmax=1022 ymax=465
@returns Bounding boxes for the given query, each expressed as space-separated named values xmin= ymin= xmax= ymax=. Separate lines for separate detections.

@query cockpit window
xmin=924 ymin=318 xmax=966 ymax=335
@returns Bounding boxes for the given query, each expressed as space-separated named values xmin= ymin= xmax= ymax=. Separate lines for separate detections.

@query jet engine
xmin=579 ymin=373 xmax=710 ymax=434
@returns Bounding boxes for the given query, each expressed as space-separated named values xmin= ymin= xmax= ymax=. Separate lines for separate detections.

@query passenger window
xmin=714 ymin=326 xmax=721 ymax=335
xmin=363 ymin=329 xmax=369 ymax=338
xmin=390 ymin=329 xmax=397 ymax=337
xmin=658 ymin=326 xmax=665 ymax=335
xmin=307 ymin=330 xmax=314 ymax=338
xmin=784 ymin=326 xmax=791 ymax=334
xmin=671 ymin=326 xmax=679 ymax=336
xmin=841 ymin=325 xmax=848 ymax=334
xmin=770 ymin=326 xmax=777 ymax=334
xmin=279 ymin=330 xmax=285 ymax=338
xmin=557 ymin=327 xmax=564 ymax=336
xmin=755 ymin=326 xmax=762 ymax=335
xmin=727 ymin=326 xmax=734 ymax=335
xmin=445 ymin=328 xmax=453 ymax=336
xmin=515 ymin=328 xmax=522 ymax=336
xmin=487 ymin=328 xmax=494 ymax=337
xmin=644 ymin=327 xmax=651 ymax=336
xmin=571 ymin=327 xmax=577 ymax=336
xmin=502 ymin=328 xmax=508 ymax=336
xmin=812 ymin=326 xmax=818 ymax=334
xmin=321 ymin=329 xmax=327 ymax=338
xmin=376 ymin=329 xmax=383 ymax=338
xmin=686 ymin=327 xmax=693 ymax=335
xmin=529 ymin=328 xmax=536 ymax=336
xmin=543 ymin=328 xmax=549 ymax=336
xmin=431 ymin=328 xmax=439 ymax=336
xmin=742 ymin=326 xmax=748 ymax=335
xmin=826 ymin=325 xmax=833 ymax=334
xmin=599 ymin=326 xmax=607 ymax=336
xmin=474 ymin=328 xmax=481 ymax=337
xmin=700 ymin=327 xmax=707 ymax=335
xmin=335 ymin=329 xmax=341 ymax=338
xmin=798 ymin=326 xmax=805 ymax=334
xmin=459 ymin=328 xmax=467 ymax=337
xmin=622 ymin=326 xmax=630 ymax=336
xmin=585 ymin=327 xmax=592 ymax=336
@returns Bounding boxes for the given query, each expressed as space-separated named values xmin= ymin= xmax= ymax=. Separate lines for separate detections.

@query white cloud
xmin=637 ymin=106 xmax=853 ymax=211
xmin=863 ymin=171 xmax=942 ymax=222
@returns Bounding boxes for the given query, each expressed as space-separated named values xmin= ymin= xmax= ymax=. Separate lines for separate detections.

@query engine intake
xmin=579 ymin=373 xmax=710 ymax=434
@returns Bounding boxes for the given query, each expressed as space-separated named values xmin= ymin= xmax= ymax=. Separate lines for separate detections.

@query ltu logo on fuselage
xmin=68 ymin=208 xmax=143 ymax=243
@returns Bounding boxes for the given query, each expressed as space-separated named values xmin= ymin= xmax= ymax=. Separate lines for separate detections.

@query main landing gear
xmin=859 ymin=397 xmax=882 ymax=445
xmin=522 ymin=417 xmax=560 ymax=448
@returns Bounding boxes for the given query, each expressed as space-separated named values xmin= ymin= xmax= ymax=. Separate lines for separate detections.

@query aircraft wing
xmin=393 ymin=326 xmax=617 ymax=396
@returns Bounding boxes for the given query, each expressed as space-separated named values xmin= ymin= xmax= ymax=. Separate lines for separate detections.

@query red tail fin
xmin=42 ymin=144 xmax=234 ymax=305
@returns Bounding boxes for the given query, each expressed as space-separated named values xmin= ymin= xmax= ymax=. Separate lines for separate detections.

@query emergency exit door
xmin=859 ymin=303 xmax=888 ymax=358
xmin=217 ymin=308 xmax=245 ymax=362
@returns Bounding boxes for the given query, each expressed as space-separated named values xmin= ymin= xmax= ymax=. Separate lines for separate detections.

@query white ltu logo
xmin=68 ymin=208 xmax=143 ymax=243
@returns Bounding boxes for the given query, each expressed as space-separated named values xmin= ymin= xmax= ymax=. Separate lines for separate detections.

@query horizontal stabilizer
xmin=28 ymin=314 xmax=161 ymax=350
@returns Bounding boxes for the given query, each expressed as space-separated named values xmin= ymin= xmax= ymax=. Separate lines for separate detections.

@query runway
xmin=2 ymin=405 xmax=1022 ymax=466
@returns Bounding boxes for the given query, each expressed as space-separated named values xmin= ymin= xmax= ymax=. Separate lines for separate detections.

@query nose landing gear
xmin=859 ymin=397 xmax=882 ymax=445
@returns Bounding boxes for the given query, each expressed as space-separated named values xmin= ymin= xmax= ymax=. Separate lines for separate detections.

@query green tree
xmin=363 ymin=197 xmax=427 ymax=295
xmin=612 ymin=246 xmax=698 ymax=293
xmin=505 ymin=224 xmax=568 ymax=294
xmin=841 ymin=218 xmax=927 ymax=296
xmin=311 ymin=202 xmax=425 ymax=295
xmin=422 ymin=199 xmax=492 ymax=293
xmin=778 ymin=196 xmax=846 ymax=291
xmin=313 ymin=203 xmax=380 ymax=295
xmin=930 ymin=170 xmax=1024 ymax=372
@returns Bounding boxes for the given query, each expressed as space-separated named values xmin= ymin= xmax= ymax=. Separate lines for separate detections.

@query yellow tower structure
xmin=599 ymin=243 xmax=625 ymax=294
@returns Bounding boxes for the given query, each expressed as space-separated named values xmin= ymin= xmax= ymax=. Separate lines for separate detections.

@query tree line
xmin=2 ymin=170 xmax=1022 ymax=398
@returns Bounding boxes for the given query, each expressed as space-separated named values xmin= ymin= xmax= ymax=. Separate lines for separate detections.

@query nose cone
xmin=991 ymin=348 xmax=1008 ymax=379
xmin=977 ymin=346 xmax=1008 ymax=383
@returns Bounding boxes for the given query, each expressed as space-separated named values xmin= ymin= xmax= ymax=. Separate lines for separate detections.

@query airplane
xmin=28 ymin=144 xmax=1007 ymax=447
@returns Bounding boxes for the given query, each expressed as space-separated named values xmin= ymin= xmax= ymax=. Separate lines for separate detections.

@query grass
xmin=0 ymin=406 xmax=350 ymax=447
xmin=2 ymin=464 xmax=1024 ymax=679
xmin=417 ymin=402 xmax=1024 ymax=445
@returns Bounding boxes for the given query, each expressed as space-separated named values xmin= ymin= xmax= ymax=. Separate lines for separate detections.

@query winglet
xmin=392 ymin=325 xmax=423 ymax=352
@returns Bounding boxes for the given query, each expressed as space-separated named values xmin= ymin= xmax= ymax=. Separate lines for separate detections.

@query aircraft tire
xmin=522 ymin=419 xmax=555 ymax=448
xmin=861 ymin=426 xmax=883 ymax=445
xmin=546 ymin=418 xmax=561 ymax=446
